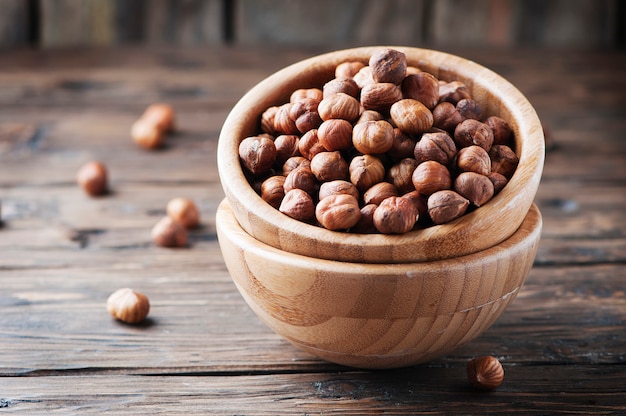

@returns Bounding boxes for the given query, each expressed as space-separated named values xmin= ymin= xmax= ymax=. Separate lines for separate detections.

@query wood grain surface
xmin=0 ymin=46 xmax=625 ymax=414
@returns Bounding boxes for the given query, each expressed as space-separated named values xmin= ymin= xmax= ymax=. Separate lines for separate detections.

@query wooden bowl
xmin=217 ymin=46 xmax=545 ymax=263
xmin=217 ymin=199 xmax=542 ymax=369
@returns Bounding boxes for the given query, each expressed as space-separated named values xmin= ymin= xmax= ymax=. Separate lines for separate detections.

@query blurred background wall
xmin=0 ymin=0 xmax=624 ymax=49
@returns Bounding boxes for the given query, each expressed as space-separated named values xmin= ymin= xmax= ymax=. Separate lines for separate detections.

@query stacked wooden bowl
xmin=216 ymin=47 xmax=544 ymax=369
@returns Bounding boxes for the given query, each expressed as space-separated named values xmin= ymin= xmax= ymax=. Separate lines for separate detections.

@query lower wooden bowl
xmin=217 ymin=199 xmax=542 ymax=369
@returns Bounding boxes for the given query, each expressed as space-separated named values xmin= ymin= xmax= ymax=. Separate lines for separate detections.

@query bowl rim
xmin=218 ymin=46 xmax=545 ymax=263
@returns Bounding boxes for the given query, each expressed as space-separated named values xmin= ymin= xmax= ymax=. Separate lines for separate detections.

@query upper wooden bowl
xmin=217 ymin=199 xmax=542 ymax=369
xmin=217 ymin=46 xmax=545 ymax=263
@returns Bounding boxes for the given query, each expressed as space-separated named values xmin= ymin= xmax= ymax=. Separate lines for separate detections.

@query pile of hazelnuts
xmin=239 ymin=48 xmax=519 ymax=234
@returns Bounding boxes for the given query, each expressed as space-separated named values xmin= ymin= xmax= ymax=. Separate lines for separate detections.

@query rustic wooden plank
xmin=144 ymin=0 xmax=223 ymax=45
xmin=40 ymin=0 xmax=115 ymax=47
xmin=0 ymin=365 xmax=625 ymax=414
xmin=0 ymin=0 xmax=31 ymax=47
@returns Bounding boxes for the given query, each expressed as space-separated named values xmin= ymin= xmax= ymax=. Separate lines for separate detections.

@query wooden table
xmin=1 ymin=45 xmax=625 ymax=414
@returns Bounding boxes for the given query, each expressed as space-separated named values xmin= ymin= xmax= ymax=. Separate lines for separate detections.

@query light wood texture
xmin=218 ymin=46 xmax=545 ymax=264
xmin=217 ymin=200 xmax=541 ymax=369
xmin=0 ymin=46 xmax=625 ymax=413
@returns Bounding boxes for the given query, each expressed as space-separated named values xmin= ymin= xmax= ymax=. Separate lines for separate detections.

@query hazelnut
xmin=414 ymin=131 xmax=457 ymax=165
xmin=488 ymin=172 xmax=508 ymax=194
xmin=360 ymin=82 xmax=403 ymax=113
xmin=456 ymin=98 xmax=481 ymax=120
xmin=107 ymin=288 xmax=150 ymax=324
xmin=261 ymin=176 xmax=286 ymax=209
xmin=289 ymin=97 xmax=319 ymax=120
xmin=260 ymin=106 xmax=279 ymax=135
xmin=274 ymin=134 xmax=301 ymax=167
xmin=467 ymin=356 xmax=504 ymax=390
xmin=402 ymin=190 xmax=429 ymax=218
xmin=373 ymin=196 xmax=418 ymax=234
xmin=77 ymin=161 xmax=108 ymax=197
xmin=387 ymin=158 xmax=419 ymax=193
xmin=239 ymin=135 xmax=277 ymax=176
xmin=427 ymin=190 xmax=470 ymax=224
xmin=290 ymin=88 xmax=323 ymax=103
xmin=273 ymin=103 xmax=300 ymax=135
xmin=432 ymin=101 xmax=463 ymax=133
xmin=387 ymin=128 xmax=417 ymax=161
xmin=352 ymin=120 xmax=394 ymax=155
xmin=142 ymin=103 xmax=175 ymax=132
xmin=454 ymin=119 xmax=494 ymax=151
xmin=323 ymin=78 xmax=359 ymax=98
xmin=390 ymin=99 xmax=434 ymax=135
xmin=318 ymin=180 xmax=359 ymax=201
xmin=335 ymin=61 xmax=365 ymax=79
xmin=456 ymin=145 xmax=491 ymax=176
xmin=315 ymin=194 xmax=361 ymax=230
xmin=131 ymin=118 xmax=164 ymax=149
xmin=411 ymin=160 xmax=451 ymax=196
xmin=310 ymin=151 xmax=349 ymax=182
xmin=401 ymin=72 xmax=439 ymax=109
xmin=349 ymin=154 xmax=386 ymax=192
xmin=298 ymin=129 xmax=326 ymax=160
xmin=282 ymin=156 xmax=310 ymax=176
xmin=317 ymin=119 xmax=353 ymax=151
xmin=166 ymin=197 xmax=200 ymax=229
xmin=355 ymin=110 xmax=384 ymax=125
xmin=318 ymin=92 xmax=361 ymax=122
xmin=151 ymin=216 xmax=188 ymax=248
xmin=485 ymin=115 xmax=513 ymax=146
xmin=369 ymin=48 xmax=407 ymax=85
xmin=352 ymin=203 xmax=378 ymax=234
xmin=439 ymin=80 xmax=471 ymax=104
xmin=363 ymin=182 xmax=399 ymax=206
xmin=489 ymin=145 xmax=519 ymax=178
xmin=353 ymin=65 xmax=374 ymax=89
xmin=279 ymin=188 xmax=315 ymax=221
xmin=284 ymin=165 xmax=319 ymax=196
xmin=295 ymin=110 xmax=323 ymax=134
xmin=454 ymin=172 xmax=495 ymax=207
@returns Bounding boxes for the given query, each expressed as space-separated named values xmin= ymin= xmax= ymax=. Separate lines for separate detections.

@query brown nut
xmin=273 ymin=103 xmax=300 ymax=135
xmin=353 ymin=65 xmax=374 ymax=89
xmin=295 ymin=110 xmax=323 ymax=134
xmin=290 ymin=88 xmax=323 ymax=103
xmin=77 ymin=161 xmax=108 ymax=197
xmin=439 ymin=80 xmax=471 ymax=104
xmin=401 ymin=72 xmax=439 ymax=110
xmin=467 ymin=356 xmax=505 ymax=390
xmin=489 ymin=144 xmax=519 ymax=178
xmin=427 ymin=190 xmax=470 ymax=224
xmin=456 ymin=145 xmax=491 ymax=175
xmin=239 ymin=135 xmax=277 ymax=175
xmin=318 ymin=92 xmax=361 ymax=122
xmin=488 ymin=171 xmax=508 ymax=194
xmin=390 ymin=99 xmax=434 ymax=135
xmin=414 ymin=131 xmax=457 ymax=165
xmin=454 ymin=171 xmax=495 ymax=207
xmin=107 ymin=288 xmax=150 ymax=324
xmin=363 ymin=182 xmax=399 ymax=206
xmin=352 ymin=120 xmax=394 ymax=155
xmin=166 ymin=197 xmax=200 ymax=229
xmin=261 ymin=175 xmax=286 ymax=209
xmin=432 ymin=101 xmax=464 ymax=133
xmin=131 ymin=118 xmax=164 ymax=149
xmin=454 ymin=119 xmax=494 ymax=151
xmin=315 ymin=194 xmax=361 ymax=230
xmin=318 ymin=119 xmax=353 ymax=151
xmin=142 ymin=103 xmax=175 ymax=132
xmin=352 ymin=203 xmax=378 ymax=234
xmin=298 ymin=129 xmax=326 ymax=160
xmin=310 ymin=151 xmax=349 ymax=182
xmin=274 ymin=134 xmax=301 ymax=167
xmin=360 ymin=82 xmax=403 ymax=113
xmin=373 ymin=196 xmax=419 ymax=234
xmin=387 ymin=158 xmax=419 ymax=193
xmin=411 ymin=160 xmax=451 ymax=196
xmin=387 ymin=128 xmax=417 ymax=161
xmin=349 ymin=154 xmax=386 ymax=191
xmin=335 ymin=61 xmax=366 ymax=79
xmin=402 ymin=190 xmax=429 ymax=218
xmin=289 ymin=97 xmax=320 ymax=120
xmin=369 ymin=48 xmax=407 ymax=85
xmin=279 ymin=188 xmax=315 ymax=221
xmin=485 ymin=115 xmax=514 ymax=146
xmin=318 ymin=180 xmax=359 ymax=201
xmin=355 ymin=110 xmax=384 ymax=125
xmin=284 ymin=165 xmax=319 ymax=196
xmin=282 ymin=156 xmax=310 ymax=176
xmin=260 ymin=106 xmax=279 ymax=135
xmin=456 ymin=98 xmax=481 ymax=120
xmin=151 ymin=216 xmax=188 ymax=248
xmin=323 ymin=78 xmax=359 ymax=98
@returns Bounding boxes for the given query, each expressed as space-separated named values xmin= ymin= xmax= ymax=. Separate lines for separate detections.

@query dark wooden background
xmin=1 ymin=0 xmax=624 ymax=49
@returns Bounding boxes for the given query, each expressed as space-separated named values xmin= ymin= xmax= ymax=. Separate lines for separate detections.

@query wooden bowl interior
xmin=218 ymin=46 xmax=544 ymax=263
xmin=216 ymin=199 xmax=542 ymax=369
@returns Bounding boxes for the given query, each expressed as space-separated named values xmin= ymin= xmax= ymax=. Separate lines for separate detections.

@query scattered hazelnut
xmin=279 ymin=189 xmax=315 ymax=221
xmin=467 ymin=356 xmax=505 ymax=390
xmin=151 ymin=216 xmax=188 ymax=248
xmin=427 ymin=190 xmax=470 ymax=224
xmin=166 ymin=197 xmax=200 ymax=229
xmin=142 ymin=103 xmax=175 ymax=132
xmin=373 ymin=196 xmax=418 ymax=234
xmin=107 ymin=288 xmax=150 ymax=324
xmin=77 ymin=161 xmax=108 ymax=197
xmin=131 ymin=118 xmax=164 ymax=149
xmin=315 ymin=194 xmax=361 ymax=230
